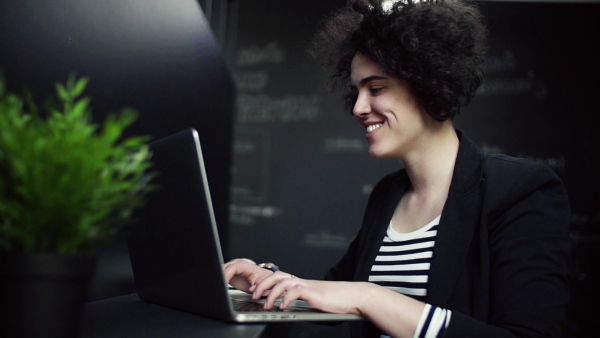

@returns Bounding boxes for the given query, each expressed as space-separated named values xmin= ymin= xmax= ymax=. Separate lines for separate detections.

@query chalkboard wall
xmin=225 ymin=1 xmax=599 ymax=336
xmin=227 ymin=0 xmax=599 ymax=275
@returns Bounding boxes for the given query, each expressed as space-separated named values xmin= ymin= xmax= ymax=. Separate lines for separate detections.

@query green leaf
xmin=0 ymin=73 xmax=155 ymax=254
xmin=71 ymin=97 xmax=90 ymax=119
xmin=72 ymin=77 xmax=89 ymax=98
xmin=56 ymin=83 xmax=68 ymax=102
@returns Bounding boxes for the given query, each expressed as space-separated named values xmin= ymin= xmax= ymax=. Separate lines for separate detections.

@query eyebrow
xmin=351 ymin=75 xmax=388 ymax=89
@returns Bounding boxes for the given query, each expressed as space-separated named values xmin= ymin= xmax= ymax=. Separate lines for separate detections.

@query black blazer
xmin=326 ymin=131 xmax=572 ymax=338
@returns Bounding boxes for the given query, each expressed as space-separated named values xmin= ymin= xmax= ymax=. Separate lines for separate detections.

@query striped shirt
xmin=369 ymin=215 xmax=452 ymax=338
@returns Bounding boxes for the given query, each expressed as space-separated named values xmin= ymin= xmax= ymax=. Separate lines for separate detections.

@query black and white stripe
xmin=369 ymin=216 xmax=451 ymax=338
xmin=369 ymin=217 xmax=439 ymax=301
xmin=414 ymin=304 xmax=452 ymax=338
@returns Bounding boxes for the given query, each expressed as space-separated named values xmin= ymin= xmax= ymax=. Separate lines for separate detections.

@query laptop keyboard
xmin=232 ymin=298 xmax=273 ymax=312
xmin=231 ymin=298 xmax=316 ymax=313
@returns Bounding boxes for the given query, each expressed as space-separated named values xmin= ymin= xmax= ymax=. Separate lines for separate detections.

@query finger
xmin=223 ymin=258 xmax=243 ymax=268
xmin=252 ymin=271 xmax=287 ymax=300
xmin=223 ymin=262 xmax=248 ymax=284
xmin=279 ymin=283 xmax=304 ymax=309
xmin=277 ymin=276 xmax=305 ymax=309
xmin=224 ymin=261 xmax=265 ymax=292
xmin=223 ymin=264 xmax=236 ymax=283
xmin=253 ymin=270 xmax=275 ymax=286
xmin=252 ymin=276 xmax=275 ymax=300
xmin=263 ymin=275 xmax=298 ymax=309
xmin=263 ymin=281 xmax=288 ymax=310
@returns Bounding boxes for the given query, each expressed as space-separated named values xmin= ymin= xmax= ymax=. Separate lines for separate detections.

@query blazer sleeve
xmin=446 ymin=156 xmax=572 ymax=338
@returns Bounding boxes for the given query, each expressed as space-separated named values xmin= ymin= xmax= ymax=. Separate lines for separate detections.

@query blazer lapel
xmin=354 ymin=172 xmax=411 ymax=282
xmin=427 ymin=187 xmax=482 ymax=305
xmin=427 ymin=131 xmax=485 ymax=306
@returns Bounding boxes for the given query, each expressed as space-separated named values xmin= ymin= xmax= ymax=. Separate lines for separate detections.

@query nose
xmin=352 ymin=92 xmax=371 ymax=117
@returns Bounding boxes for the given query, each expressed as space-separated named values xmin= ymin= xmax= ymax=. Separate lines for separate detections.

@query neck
xmin=402 ymin=124 xmax=459 ymax=197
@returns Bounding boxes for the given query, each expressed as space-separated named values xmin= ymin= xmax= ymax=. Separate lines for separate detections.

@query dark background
xmin=225 ymin=1 xmax=599 ymax=336
xmin=1 ymin=0 xmax=598 ymax=337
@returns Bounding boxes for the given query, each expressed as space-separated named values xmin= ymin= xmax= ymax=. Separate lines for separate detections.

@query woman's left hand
xmin=250 ymin=273 xmax=367 ymax=315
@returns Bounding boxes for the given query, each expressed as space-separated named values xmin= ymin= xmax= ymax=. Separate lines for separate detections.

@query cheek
xmin=387 ymin=99 xmax=426 ymax=125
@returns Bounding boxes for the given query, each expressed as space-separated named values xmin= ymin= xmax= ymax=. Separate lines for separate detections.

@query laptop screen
xmin=127 ymin=128 xmax=234 ymax=321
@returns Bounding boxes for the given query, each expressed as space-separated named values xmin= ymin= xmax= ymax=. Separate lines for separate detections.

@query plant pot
xmin=0 ymin=252 xmax=97 ymax=338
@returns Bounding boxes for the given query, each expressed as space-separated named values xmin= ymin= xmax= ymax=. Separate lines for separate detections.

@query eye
xmin=370 ymin=86 xmax=383 ymax=95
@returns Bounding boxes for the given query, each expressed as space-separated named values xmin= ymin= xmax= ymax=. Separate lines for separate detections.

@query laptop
xmin=126 ymin=128 xmax=363 ymax=322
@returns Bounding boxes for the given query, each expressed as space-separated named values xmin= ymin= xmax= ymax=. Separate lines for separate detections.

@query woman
xmin=224 ymin=1 xmax=571 ymax=337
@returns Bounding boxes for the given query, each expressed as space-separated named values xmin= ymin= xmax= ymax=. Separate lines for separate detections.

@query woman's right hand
xmin=223 ymin=258 xmax=273 ymax=293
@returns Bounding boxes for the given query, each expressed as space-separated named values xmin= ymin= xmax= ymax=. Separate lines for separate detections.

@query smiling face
xmin=350 ymin=53 xmax=437 ymax=160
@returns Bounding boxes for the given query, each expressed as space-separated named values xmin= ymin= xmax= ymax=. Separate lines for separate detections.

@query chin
xmin=368 ymin=147 xmax=393 ymax=159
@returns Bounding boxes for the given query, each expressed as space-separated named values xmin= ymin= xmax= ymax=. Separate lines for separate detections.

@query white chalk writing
xmin=484 ymin=50 xmax=516 ymax=73
xmin=322 ymin=137 xmax=367 ymax=153
xmin=236 ymin=42 xmax=285 ymax=66
xmin=229 ymin=204 xmax=283 ymax=226
xmin=482 ymin=143 xmax=565 ymax=171
xmin=236 ymin=94 xmax=321 ymax=123
xmin=233 ymin=140 xmax=256 ymax=153
xmin=233 ymin=70 xmax=269 ymax=91
xmin=304 ymin=232 xmax=352 ymax=249
xmin=478 ymin=71 xmax=547 ymax=99
xmin=516 ymin=152 xmax=566 ymax=171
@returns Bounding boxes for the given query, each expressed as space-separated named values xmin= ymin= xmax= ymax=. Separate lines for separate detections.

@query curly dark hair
xmin=309 ymin=0 xmax=488 ymax=121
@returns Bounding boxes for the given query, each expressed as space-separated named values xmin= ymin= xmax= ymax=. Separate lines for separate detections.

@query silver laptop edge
xmin=128 ymin=128 xmax=362 ymax=323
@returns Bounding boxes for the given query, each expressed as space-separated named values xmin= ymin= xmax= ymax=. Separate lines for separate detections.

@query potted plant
xmin=0 ymin=74 xmax=155 ymax=338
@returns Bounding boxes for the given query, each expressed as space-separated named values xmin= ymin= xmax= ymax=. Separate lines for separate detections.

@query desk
xmin=81 ymin=294 xmax=266 ymax=338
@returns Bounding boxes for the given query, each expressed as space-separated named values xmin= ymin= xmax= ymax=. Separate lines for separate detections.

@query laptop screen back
xmin=126 ymin=128 xmax=234 ymax=321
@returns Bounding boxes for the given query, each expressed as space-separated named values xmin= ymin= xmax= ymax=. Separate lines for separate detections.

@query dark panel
xmin=0 ymin=0 xmax=235 ymax=298
xmin=0 ymin=0 xmax=234 ymax=240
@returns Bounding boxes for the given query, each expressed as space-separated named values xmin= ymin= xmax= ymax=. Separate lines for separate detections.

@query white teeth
xmin=366 ymin=124 xmax=382 ymax=133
